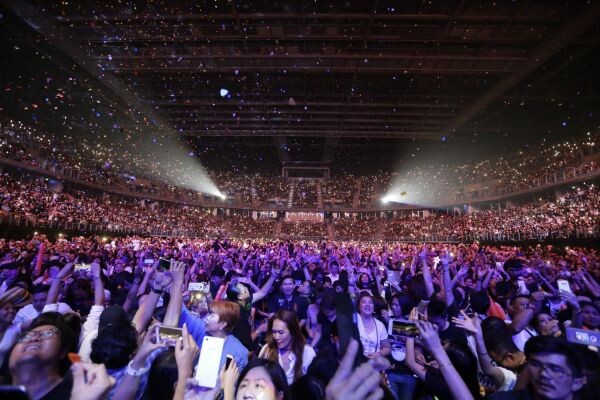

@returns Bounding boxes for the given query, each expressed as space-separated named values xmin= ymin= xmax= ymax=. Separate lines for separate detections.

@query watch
xmin=126 ymin=360 xmax=149 ymax=377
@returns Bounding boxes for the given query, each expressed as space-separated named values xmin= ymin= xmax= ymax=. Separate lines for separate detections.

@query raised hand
xmin=70 ymin=362 xmax=116 ymax=400
xmin=325 ymin=339 xmax=383 ymax=400
xmin=175 ymin=324 xmax=199 ymax=378
xmin=456 ymin=264 xmax=469 ymax=278
xmin=152 ymin=271 xmax=171 ymax=291
xmin=169 ymin=260 xmax=186 ymax=284
xmin=451 ymin=311 xmax=481 ymax=335
xmin=57 ymin=262 xmax=75 ymax=279
xmin=415 ymin=320 xmax=443 ymax=353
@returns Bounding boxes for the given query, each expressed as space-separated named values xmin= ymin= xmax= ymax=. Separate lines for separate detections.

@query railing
xmin=4 ymin=213 xmax=596 ymax=242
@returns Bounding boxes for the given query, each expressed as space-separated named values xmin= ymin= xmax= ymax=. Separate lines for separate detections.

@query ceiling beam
xmin=57 ymin=13 xmax=563 ymax=24
xmin=441 ymin=1 xmax=600 ymax=136
xmin=181 ymin=130 xmax=439 ymax=139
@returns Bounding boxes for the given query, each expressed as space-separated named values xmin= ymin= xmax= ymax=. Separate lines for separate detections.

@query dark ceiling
xmin=1 ymin=0 xmax=600 ymax=174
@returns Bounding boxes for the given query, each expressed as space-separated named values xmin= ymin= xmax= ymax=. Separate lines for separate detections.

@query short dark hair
xmin=27 ymin=312 xmax=77 ymax=375
xmin=90 ymin=323 xmax=138 ymax=369
xmin=524 ymin=336 xmax=583 ymax=378
xmin=31 ymin=284 xmax=50 ymax=295
xmin=427 ymin=300 xmax=448 ymax=318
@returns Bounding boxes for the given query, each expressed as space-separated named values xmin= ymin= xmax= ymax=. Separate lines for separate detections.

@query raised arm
xmin=508 ymin=291 xmax=544 ymax=334
xmin=251 ymin=264 xmax=280 ymax=304
xmin=441 ymin=252 xmax=454 ymax=307
xmin=90 ymin=262 xmax=105 ymax=306
xmin=46 ymin=262 xmax=74 ymax=305
xmin=453 ymin=312 xmax=508 ymax=388
xmin=132 ymin=271 xmax=171 ymax=334
xmin=417 ymin=320 xmax=474 ymax=400
xmin=163 ymin=261 xmax=187 ymax=327
xmin=420 ymin=258 xmax=435 ymax=300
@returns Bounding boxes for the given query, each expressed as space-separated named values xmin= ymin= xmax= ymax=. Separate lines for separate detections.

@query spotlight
xmin=218 ymin=193 xmax=227 ymax=200
xmin=381 ymin=196 xmax=390 ymax=203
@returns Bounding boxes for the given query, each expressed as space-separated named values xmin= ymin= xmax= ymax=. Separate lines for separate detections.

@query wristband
xmin=151 ymin=287 xmax=164 ymax=295
xmin=126 ymin=360 xmax=149 ymax=377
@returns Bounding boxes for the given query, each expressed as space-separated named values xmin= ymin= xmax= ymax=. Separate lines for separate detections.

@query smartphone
xmin=388 ymin=319 xmax=419 ymax=338
xmin=557 ymin=279 xmax=572 ymax=293
xmin=225 ymin=354 xmax=234 ymax=369
xmin=74 ymin=263 xmax=91 ymax=272
xmin=416 ymin=300 xmax=429 ymax=316
xmin=194 ymin=336 xmax=225 ymax=388
xmin=144 ymin=258 xmax=154 ymax=265
xmin=158 ymin=258 xmax=170 ymax=270
xmin=188 ymin=282 xmax=206 ymax=292
xmin=0 ymin=386 xmax=30 ymax=400
xmin=155 ymin=326 xmax=182 ymax=346
xmin=334 ymin=291 xmax=362 ymax=368
xmin=517 ymin=279 xmax=528 ymax=294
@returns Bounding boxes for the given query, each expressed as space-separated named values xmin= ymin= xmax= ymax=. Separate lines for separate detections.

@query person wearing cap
xmin=14 ymin=284 xmax=73 ymax=325
xmin=0 ymin=287 xmax=31 ymax=367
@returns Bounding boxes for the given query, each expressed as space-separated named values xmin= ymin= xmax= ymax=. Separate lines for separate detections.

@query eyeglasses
xmin=527 ymin=359 xmax=571 ymax=379
xmin=18 ymin=328 xmax=59 ymax=343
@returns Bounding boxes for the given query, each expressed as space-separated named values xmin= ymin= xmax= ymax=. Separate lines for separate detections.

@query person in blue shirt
xmin=163 ymin=262 xmax=248 ymax=371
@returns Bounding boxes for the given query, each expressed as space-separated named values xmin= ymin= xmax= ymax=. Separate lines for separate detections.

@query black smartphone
xmin=334 ymin=291 xmax=363 ymax=368
xmin=158 ymin=258 xmax=170 ymax=270
xmin=0 ymin=385 xmax=31 ymax=400
xmin=225 ymin=354 xmax=234 ymax=369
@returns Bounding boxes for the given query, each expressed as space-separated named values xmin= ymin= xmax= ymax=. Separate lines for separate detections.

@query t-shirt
xmin=356 ymin=316 xmax=388 ymax=357
xmin=179 ymin=305 xmax=248 ymax=371
xmin=39 ymin=376 xmax=73 ymax=400
xmin=267 ymin=294 xmax=308 ymax=321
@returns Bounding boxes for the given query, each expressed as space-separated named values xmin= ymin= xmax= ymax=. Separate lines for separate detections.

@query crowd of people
xmin=0 ymin=174 xmax=227 ymax=238
xmin=2 ymin=120 xmax=599 ymax=210
xmin=0 ymin=234 xmax=598 ymax=400
xmin=0 ymin=170 xmax=598 ymax=242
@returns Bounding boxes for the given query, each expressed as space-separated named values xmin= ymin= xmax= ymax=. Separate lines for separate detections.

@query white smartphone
xmin=517 ymin=279 xmax=528 ymax=294
xmin=188 ymin=282 xmax=206 ymax=292
xmin=557 ymin=279 xmax=572 ymax=293
xmin=194 ymin=336 xmax=225 ymax=388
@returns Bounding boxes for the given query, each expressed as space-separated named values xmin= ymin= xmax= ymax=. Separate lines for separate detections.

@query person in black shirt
xmin=268 ymin=276 xmax=309 ymax=326
xmin=426 ymin=300 xmax=468 ymax=348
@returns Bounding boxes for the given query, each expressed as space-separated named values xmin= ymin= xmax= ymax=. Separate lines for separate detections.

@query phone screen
xmin=557 ymin=279 xmax=572 ymax=293
xmin=188 ymin=282 xmax=206 ymax=292
xmin=74 ymin=263 xmax=91 ymax=272
xmin=389 ymin=319 xmax=419 ymax=338
xmin=156 ymin=326 xmax=182 ymax=346
xmin=158 ymin=258 xmax=170 ymax=270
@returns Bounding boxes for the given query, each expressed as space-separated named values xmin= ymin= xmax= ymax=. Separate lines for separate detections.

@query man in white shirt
xmin=14 ymin=284 xmax=72 ymax=324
